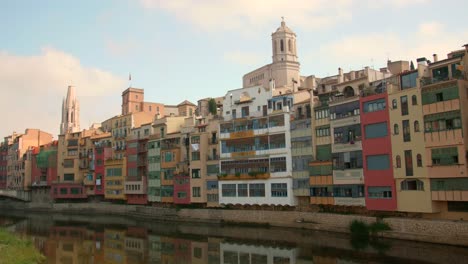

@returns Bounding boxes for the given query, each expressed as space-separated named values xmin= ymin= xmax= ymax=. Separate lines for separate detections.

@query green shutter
xmin=316 ymin=144 xmax=331 ymax=161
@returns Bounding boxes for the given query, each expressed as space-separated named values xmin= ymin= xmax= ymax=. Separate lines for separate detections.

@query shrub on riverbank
xmin=0 ymin=228 xmax=45 ymax=264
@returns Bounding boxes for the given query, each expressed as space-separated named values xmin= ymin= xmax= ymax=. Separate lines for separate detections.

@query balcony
xmin=432 ymin=190 xmax=468 ymax=201
xmin=424 ymin=128 xmax=463 ymax=148
xmin=125 ymin=179 xmax=146 ymax=195
xmin=423 ymin=98 xmax=460 ymax=115
xmin=334 ymin=197 xmax=365 ymax=206
xmin=427 ymin=164 xmax=466 ymax=178
xmin=207 ymin=154 xmax=219 ymax=161
xmin=137 ymin=160 xmax=147 ymax=167
xmin=217 ymin=172 xmax=270 ymax=181
xmin=310 ymin=196 xmax=334 ymax=205
xmin=138 ymin=147 xmax=147 ymax=153
xmin=420 ymin=77 xmax=462 ymax=88
xmin=333 ymin=168 xmax=363 ymax=185
xmin=209 ymin=138 xmax=219 ymax=145
xmin=332 ymin=140 xmax=362 ymax=153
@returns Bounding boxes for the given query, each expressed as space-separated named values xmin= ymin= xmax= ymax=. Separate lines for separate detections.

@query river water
xmin=1 ymin=211 xmax=468 ymax=264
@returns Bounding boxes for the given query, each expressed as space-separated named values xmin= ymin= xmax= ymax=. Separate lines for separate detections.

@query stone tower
xmin=60 ymin=85 xmax=80 ymax=135
xmin=271 ymin=18 xmax=300 ymax=91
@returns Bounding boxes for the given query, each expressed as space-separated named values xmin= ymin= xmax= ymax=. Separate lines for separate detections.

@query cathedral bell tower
xmin=272 ymin=17 xmax=298 ymax=63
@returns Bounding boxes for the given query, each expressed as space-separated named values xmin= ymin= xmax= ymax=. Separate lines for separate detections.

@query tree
xmin=410 ymin=61 xmax=415 ymax=71
xmin=208 ymin=98 xmax=217 ymax=115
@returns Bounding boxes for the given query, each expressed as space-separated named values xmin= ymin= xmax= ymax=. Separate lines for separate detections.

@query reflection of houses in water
xmin=191 ymin=240 xmax=208 ymax=264
xmin=124 ymin=226 xmax=148 ymax=264
xmin=48 ymin=226 xmax=94 ymax=264
xmin=104 ymin=228 xmax=127 ymax=264
xmin=220 ymin=242 xmax=297 ymax=264
xmin=148 ymin=234 xmax=162 ymax=263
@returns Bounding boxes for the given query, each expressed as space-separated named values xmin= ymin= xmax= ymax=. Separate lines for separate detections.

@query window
xmin=64 ymin=173 xmax=74 ymax=181
xmin=63 ymin=159 xmax=74 ymax=168
xmin=363 ymin=99 xmax=386 ymax=113
xmin=221 ymin=184 xmax=236 ymax=197
xmin=392 ymin=99 xmax=397 ymax=109
xmin=367 ymin=155 xmax=390 ymax=170
xmin=414 ymin=121 xmax=420 ymax=132
xmin=60 ymin=188 xmax=68 ymax=195
xmin=417 ymin=154 xmax=422 ymax=167
xmin=423 ymin=111 xmax=461 ymax=132
xmin=316 ymin=127 xmax=330 ymax=137
xmin=177 ymin=192 xmax=186 ymax=198
xmin=280 ymin=39 xmax=284 ymax=52
xmin=315 ymin=109 xmax=329 ymax=120
xmin=191 ymin=169 xmax=200 ymax=179
xmin=67 ymin=149 xmax=78 ymax=156
xmin=431 ymin=147 xmax=458 ymax=165
xmin=396 ymin=155 xmax=401 ymax=168
xmin=232 ymin=109 xmax=236 ymax=119
xmin=164 ymin=152 xmax=174 ymax=162
xmin=402 ymin=120 xmax=411 ymax=142
xmin=364 ymin=122 xmax=388 ymax=139
xmin=394 ymin=124 xmax=399 ymax=135
xmin=149 ymin=106 xmax=152 ymax=111
xmin=401 ymin=96 xmax=408 ymax=115
xmin=191 ymin=152 xmax=200 ymax=161
xmin=332 ymin=151 xmax=363 ymax=170
xmin=249 ymin=183 xmax=265 ymax=197
xmin=405 ymin=150 xmax=413 ymax=176
xmin=241 ymin=106 xmax=249 ymax=117
xmin=271 ymin=183 xmax=288 ymax=197
xmin=401 ymin=71 xmax=418 ymax=89
xmin=412 ymin=95 xmax=417 ymax=105
xmin=401 ymin=179 xmax=424 ymax=191
xmin=237 ymin=184 xmax=248 ymax=197
xmin=368 ymin=186 xmax=392 ymax=199
xmin=436 ymin=92 xmax=443 ymax=102
xmin=192 ymin=187 xmax=201 ymax=197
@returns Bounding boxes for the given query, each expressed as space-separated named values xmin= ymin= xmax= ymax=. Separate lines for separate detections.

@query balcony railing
xmin=207 ymin=155 xmax=219 ymax=161
xmin=209 ymin=138 xmax=218 ymax=145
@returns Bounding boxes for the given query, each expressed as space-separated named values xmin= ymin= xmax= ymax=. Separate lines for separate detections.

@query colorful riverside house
xmin=290 ymin=89 xmax=314 ymax=207
xmin=54 ymin=130 xmax=92 ymax=200
xmin=30 ymin=141 xmax=58 ymax=203
xmin=420 ymin=46 xmax=468 ymax=219
xmin=152 ymin=116 xmax=186 ymax=205
xmin=125 ymin=124 xmax=151 ymax=205
xmin=185 ymin=108 xmax=221 ymax=207
xmin=90 ymin=133 xmax=112 ymax=199
xmin=310 ymin=85 xmax=334 ymax=206
xmin=388 ymin=66 xmax=437 ymax=213
xmin=360 ymin=79 xmax=396 ymax=211
xmin=219 ymin=85 xmax=295 ymax=206
xmin=0 ymin=141 xmax=7 ymax=189
xmin=147 ymin=134 xmax=162 ymax=204
xmin=104 ymin=157 xmax=126 ymax=201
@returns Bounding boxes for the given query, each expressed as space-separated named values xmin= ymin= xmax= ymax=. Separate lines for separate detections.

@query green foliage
xmin=369 ymin=221 xmax=391 ymax=236
xmin=235 ymin=172 xmax=241 ymax=177
xmin=0 ymin=228 xmax=45 ymax=264
xmin=208 ymin=98 xmax=217 ymax=115
xmin=350 ymin=220 xmax=370 ymax=238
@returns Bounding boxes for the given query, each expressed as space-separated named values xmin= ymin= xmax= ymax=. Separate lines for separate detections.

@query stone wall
xmin=2 ymin=201 xmax=468 ymax=246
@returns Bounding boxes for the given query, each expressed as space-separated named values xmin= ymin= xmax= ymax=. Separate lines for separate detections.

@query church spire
xmin=60 ymin=85 xmax=80 ymax=135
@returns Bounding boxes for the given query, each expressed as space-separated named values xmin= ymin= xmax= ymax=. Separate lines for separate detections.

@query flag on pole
xmin=129 ymin=73 xmax=132 ymax=81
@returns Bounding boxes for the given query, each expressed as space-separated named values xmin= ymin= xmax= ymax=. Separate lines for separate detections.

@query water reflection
xmin=2 ymin=212 xmax=468 ymax=264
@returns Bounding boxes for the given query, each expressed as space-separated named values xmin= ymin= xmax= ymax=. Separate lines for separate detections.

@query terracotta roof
xmin=177 ymin=100 xmax=196 ymax=106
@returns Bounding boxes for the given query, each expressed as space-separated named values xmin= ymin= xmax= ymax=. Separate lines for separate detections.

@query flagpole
xmin=129 ymin=73 xmax=132 ymax=88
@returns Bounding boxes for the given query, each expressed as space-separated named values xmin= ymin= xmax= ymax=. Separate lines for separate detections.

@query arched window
xmin=401 ymin=179 xmax=424 ymax=190
xmin=412 ymin=95 xmax=417 ymax=105
xmin=396 ymin=155 xmax=401 ymax=168
xmin=394 ymin=124 xmax=399 ymax=135
xmin=392 ymin=99 xmax=397 ymax=109
xmin=343 ymin=86 xmax=355 ymax=98
xmin=414 ymin=121 xmax=420 ymax=132
xmin=417 ymin=154 xmax=422 ymax=167
xmin=288 ymin=39 xmax=292 ymax=52
xmin=280 ymin=39 xmax=284 ymax=52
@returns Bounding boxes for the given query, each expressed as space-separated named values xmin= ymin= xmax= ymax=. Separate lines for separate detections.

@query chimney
xmin=433 ymin=54 xmax=438 ymax=62
xmin=464 ymin=44 xmax=468 ymax=52
xmin=338 ymin=68 xmax=343 ymax=83
xmin=416 ymin=57 xmax=427 ymax=66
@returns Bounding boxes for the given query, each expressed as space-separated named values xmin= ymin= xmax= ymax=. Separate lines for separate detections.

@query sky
xmin=1 ymin=0 xmax=467 ymax=139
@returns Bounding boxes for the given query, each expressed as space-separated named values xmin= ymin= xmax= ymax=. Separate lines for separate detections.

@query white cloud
xmin=139 ymin=0 xmax=353 ymax=33
xmin=0 ymin=48 xmax=125 ymax=138
xmin=307 ymin=21 xmax=468 ymax=75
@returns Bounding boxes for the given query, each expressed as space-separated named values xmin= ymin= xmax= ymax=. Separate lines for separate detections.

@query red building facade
xmin=360 ymin=89 xmax=397 ymax=211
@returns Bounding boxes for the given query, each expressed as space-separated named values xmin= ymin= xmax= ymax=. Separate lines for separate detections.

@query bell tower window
xmin=288 ymin=39 xmax=292 ymax=52
xmin=280 ymin=39 xmax=284 ymax=52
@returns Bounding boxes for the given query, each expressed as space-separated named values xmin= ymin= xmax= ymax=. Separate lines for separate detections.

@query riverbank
xmin=2 ymin=201 xmax=468 ymax=247
xmin=0 ymin=228 xmax=45 ymax=264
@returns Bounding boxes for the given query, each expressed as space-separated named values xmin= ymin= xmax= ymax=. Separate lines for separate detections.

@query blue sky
xmin=1 ymin=0 xmax=467 ymax=138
